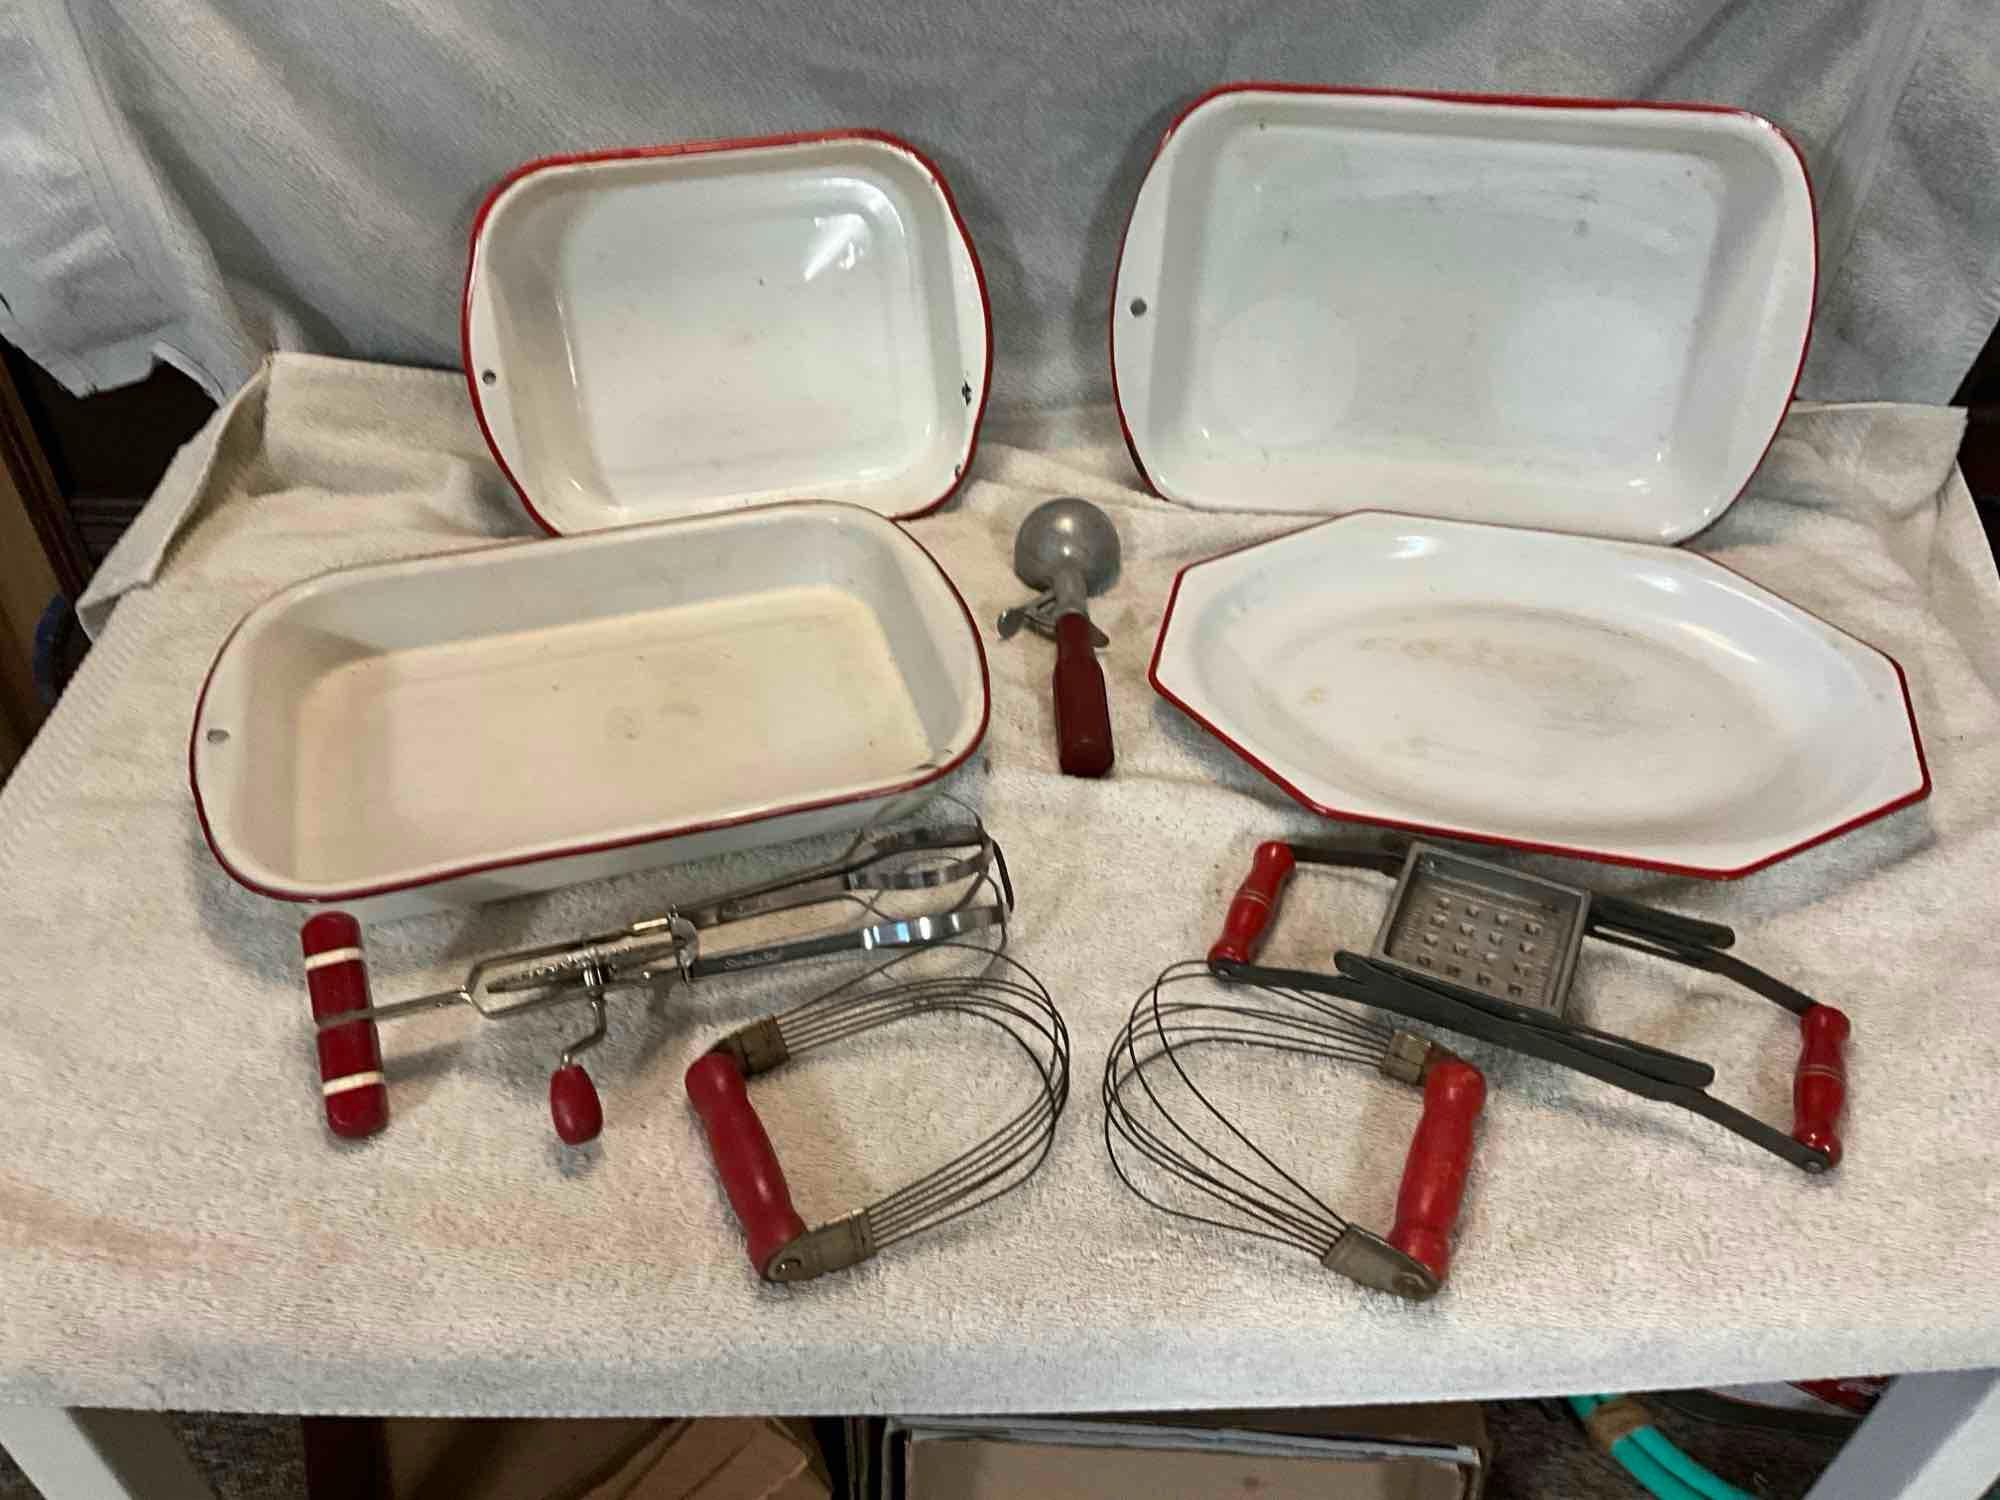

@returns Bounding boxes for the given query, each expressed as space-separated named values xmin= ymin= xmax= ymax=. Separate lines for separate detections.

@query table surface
xmin=3 ymin=356 xmax=1997 ymax=1416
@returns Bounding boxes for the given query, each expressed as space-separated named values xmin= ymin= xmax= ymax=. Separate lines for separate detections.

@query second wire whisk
xmin=1105 ymin=957 xmax=1485 ymax=1302
xmin=687 ymin=920 xmax=1070 ymax=1283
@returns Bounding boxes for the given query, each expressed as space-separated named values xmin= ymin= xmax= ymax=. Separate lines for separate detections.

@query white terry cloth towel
xmin=2 ymin=353 xmax=1996 ymax=1414
xmin=1 ymin=1 xmax=1996 ymax=408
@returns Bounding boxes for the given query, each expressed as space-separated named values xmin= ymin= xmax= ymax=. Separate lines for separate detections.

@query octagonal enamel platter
xmin=1111 ymin=86 xmax=1816 ymax=543
xmin=1149 ymin=512 xmax=1928 ymax=877
xmin=464 ymin=132 xmax=991 ymax=535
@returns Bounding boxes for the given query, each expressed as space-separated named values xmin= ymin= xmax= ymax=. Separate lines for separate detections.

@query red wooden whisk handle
xmin=685 ymin=1052 xmax=807 ymax=1278
xmin=1387 ymin=1057 xmax=1485 ymax=1283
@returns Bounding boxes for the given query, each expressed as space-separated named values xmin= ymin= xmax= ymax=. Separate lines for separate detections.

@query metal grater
xmin=1205 ymin=836 xmax=1847 ymax=1174
xmin=1369 ymin=846 xmax=1590 ymax=1018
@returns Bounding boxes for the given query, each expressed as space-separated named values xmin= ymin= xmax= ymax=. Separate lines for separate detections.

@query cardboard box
xmin=889 ymin=1405 xmax=1487 ymax=1500
xmin=383 ymin=1416 xmax=829 ymax=1500
xmin=386 ymin=1417 xmax=663 ymax=1500
xmin=590 ymin=1419 xmax=829 ymax=1500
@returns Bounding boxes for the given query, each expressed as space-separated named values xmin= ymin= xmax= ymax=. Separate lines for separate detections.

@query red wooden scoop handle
xmin=300 ymin=911 xmax=389 ymax=1140
xmin=685 ymin=1052 xmax=807 ymax=1277
xmin=1387 ymin=1057 xmax=1486 ymax=1283
xmin=1792 ymin=1004 xmax=1850 ymax=1167
xmin=1208 ymin=841 xmax=1297 ymax=966
xmin=1052 ymin=612 xmax=1113 ymax=778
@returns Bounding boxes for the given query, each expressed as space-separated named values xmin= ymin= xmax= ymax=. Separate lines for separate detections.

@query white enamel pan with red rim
xmin=190 ymin=502 xmax=990 ymax=923
xmin=463 ymin=132 xmax=992 ymax=535
xmin=1111 ymin=85 xmax=1816 ymax=540
xmin=1121 ymin=86 xmax=1927 ymax=875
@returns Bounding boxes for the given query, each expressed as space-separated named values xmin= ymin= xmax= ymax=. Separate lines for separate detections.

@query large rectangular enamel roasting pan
xmin=192 ymin=503 xmax=989 ymax=919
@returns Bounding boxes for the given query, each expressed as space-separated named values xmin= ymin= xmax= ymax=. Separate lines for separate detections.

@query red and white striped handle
xmin=301 ymin=912 xmax=389 ymax=1139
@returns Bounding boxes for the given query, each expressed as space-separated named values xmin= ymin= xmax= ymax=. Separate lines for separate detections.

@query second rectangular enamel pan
xmin=464 ymin=133 xmax=991 ymax=535
xmin=191 ymin=503 xmax=989 ymax=920
xmin=1111 ymin=87 xmax=1816 ymax=543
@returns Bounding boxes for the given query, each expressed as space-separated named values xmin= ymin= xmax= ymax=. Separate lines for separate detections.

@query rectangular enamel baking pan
xmin=191 ymin=503 xmax=988 ymax=919
xmin=1111 ymin=85 xmax=1816 ymax=543
xmin=463 ymin=132 xmax=991 ymax=535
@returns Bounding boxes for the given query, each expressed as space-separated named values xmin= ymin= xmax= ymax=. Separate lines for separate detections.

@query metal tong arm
xmin=1296 ymin=954 xmax=1830 ymax=1173
xmin=1588 ymin=923 xmax=1818 ymax=1018
xmin=684 ymin=902 xmax=1007 ymax=982
xmin=677 ymin=823 xmax=996 ymax=930
xmin=1288 ymin=844 xmax=1408 ymax=880
xmin=1588 ymin=894 xmax=1736 ymax=954
xmin=315 ymin=986 xmax=470 ymax=1030
xmin=1214 ymin=954 xmax=1829 ymax=1170
xmin=1585 ymin=889 xmax=1827 ymax=1018
xmin=1327 ymin=954 xmax=1714 ymax=1086
xmin=1581 ymin=921 xmax=1850 ymax=1166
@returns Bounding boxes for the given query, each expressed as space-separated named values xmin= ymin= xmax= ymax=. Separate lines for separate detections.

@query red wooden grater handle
xmin=300 ymin=912 xmax=389 ymax=1139
xmin=685 ymin=1052 xmax=807 ymax=1277
xmin=1387 ymin=1057 xmax=1485 ymax=1283
xmin=1208 ymin=841 xmax=1297 ymax=966
xmin=1792 ymin=1004 xmax=1850 ymax=1167
xmin=1052 ymin=612 xmax=1114 ymax=778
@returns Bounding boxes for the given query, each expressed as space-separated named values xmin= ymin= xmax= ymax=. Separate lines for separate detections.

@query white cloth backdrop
xmin=1 ymin=0 xmax=1996 ymax=409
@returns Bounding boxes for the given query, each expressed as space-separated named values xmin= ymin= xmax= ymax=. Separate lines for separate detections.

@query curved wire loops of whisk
xmin=1102 ymin=960 xmax=1403 ymax=1261
xmin=700 ymin=867 xmax=1068 ymax=1279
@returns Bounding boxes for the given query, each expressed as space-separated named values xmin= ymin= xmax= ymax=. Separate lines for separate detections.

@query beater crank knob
xmin=550 ymin=1064 xmax=603 ymax=1145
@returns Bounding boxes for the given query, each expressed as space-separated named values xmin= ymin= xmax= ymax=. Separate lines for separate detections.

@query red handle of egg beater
xmin=300 ymin=912 xmax=389 ymax=1139
xmin=1052 ymin=612 xmax=1114 ymax=778
xmin=685 ymin=1052 xmax=807 ymax=1278
xmin=1387 ymin=1056 xmax=1485 ymax=1283
xmin=1792 ymin=1004 xmax=1850 ymax=1167
xmin=549 ymin=1065 xmax=604 ymax=1146
xmin=1208 ymin=841 xmax=1297 ymax=966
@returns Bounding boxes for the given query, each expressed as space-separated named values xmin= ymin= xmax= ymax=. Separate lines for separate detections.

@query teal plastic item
xmin=1568 ymin=1395 xmax=1756 ymax=1500
xmin=1631 ymin=1422 xmax=1758 ymax=1500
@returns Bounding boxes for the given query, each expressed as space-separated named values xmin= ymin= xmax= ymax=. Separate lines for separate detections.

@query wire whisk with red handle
xmin=685 ymin=882 xmax=1070 ymax=1283
xmin=1104 ymin=960 xmax=1484 ymax=1302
